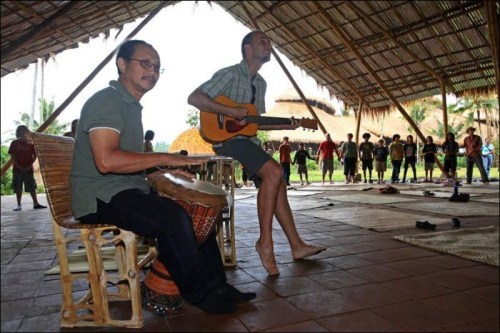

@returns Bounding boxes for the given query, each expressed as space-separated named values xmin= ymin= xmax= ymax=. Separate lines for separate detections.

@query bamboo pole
xmin=1 ymin=2 xmax=168 ymax=177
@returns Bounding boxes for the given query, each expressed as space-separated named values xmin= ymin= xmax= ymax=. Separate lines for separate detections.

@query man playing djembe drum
xmin=70 ymin=40 xmax=255 ymax=315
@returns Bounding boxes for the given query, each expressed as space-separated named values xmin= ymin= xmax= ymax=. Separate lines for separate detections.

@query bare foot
xmin=255 ymin=240 xmax=280 ymax=276
xmin=292 ymin=244 xmax=327 ymax=260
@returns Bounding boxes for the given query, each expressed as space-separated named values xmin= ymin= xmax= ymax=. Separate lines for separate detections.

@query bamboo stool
xmin=30 ymin=132 xmax=156 ymax=328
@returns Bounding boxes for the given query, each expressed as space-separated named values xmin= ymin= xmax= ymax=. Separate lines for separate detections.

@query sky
xmin=0 ymin=1 xmax=335 ymax=145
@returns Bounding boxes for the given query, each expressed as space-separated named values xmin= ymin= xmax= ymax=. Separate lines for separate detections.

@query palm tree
xmin=14 ymin=98 xmax=67 ymax=136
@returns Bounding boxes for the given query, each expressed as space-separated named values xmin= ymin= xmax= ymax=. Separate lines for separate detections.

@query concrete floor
xmin=1 ymin=180 xmax=499 ymax=332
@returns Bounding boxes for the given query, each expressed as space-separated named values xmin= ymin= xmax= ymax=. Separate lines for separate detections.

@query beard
xmin=262 ymin=54 xmax=271 ymax=63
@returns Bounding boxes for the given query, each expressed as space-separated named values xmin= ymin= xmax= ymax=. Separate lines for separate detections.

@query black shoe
xmin=416 ymin=220 xmax=436 ymax=230
xmin=214 ymin=283 xmax=256 ymax=304
xmin=33 ymin=204 xmax=47 ymax=209
xmin=196 ymin=289 xmax=237 ymax=314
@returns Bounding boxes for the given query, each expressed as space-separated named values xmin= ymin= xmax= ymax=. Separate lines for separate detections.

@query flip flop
xmin=416 ymin=220 xmax=436 ymax=230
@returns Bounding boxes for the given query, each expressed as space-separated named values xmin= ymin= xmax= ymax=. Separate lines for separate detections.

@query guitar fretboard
xmin=246 ymin=116 xmax=291 ymax=126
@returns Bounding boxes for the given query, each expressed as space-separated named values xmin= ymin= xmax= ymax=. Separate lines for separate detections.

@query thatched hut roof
xmin=168 ymin=128 xmax=215 ymax=156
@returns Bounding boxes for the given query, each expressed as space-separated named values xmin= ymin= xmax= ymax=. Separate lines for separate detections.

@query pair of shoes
xmin=13 ymin=205 xmax=22 ymax=211
xmin=33 ymin=204 xmax=47 ymax=209
xmin=416 ymin=220 xmax=436 ymax=230
xmin=378 ymin=185 xmax=399 ymax=194
xmin=451 ymin=218 xmax=461 ymax=227
xmin=449 ymin=193 xmax=470 ymax=202
xmin=214 ymin=283 xmax=256 ymax=304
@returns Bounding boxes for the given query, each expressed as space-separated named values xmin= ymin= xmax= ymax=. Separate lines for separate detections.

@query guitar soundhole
xmin=226 ymin=120 xmax=246 ymax=133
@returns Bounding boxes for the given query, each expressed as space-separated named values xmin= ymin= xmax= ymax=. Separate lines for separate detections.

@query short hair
xmin=283 ymin=136 xmax=289 ymax=141
xmin=378 ymin=138 xmax=385 ymax=144
xmin=426 ymin=136 xmax=433 ymax=143
xmin=241 ymin=31 xmax=254 ymax=59
xmin=362 ymin=132 xmax=371 ymax=139
xmin=15 ymin=125 xmax=29 ymax=139
xmin=144 ymin=130 xmax=155 ymax=140
xmin=116 ymin=39 xmax=153 ymax=75
xmin=393 ymin=134 xmax=400 ymax=140
xmin=347 ymin=133 xmax=353 ymax=138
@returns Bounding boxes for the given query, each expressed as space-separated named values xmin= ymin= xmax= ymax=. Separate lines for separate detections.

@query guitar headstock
xmin=298 ymin=118 xmax=318 ymax=131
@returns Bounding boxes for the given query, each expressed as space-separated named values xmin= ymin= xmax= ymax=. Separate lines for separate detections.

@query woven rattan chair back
xmin=30 ymin=132 xmax=155 ymax=328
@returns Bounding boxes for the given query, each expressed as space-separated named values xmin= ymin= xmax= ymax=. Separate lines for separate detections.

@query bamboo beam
xmin=238 ymin=2 xmax=328 ymax=134
xmin=441 ymin=80 xmax=448 ymax=138
xmin=1 ymin=2 xmax=168 ymax=177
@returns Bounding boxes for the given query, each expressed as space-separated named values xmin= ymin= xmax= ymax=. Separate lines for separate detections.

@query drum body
xmin=141 ymin=170 xmax=227 ymax=315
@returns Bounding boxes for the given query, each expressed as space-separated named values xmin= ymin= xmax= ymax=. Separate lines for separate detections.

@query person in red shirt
xmin=278 ymin=136 xmax=292 ymax=186
xmin=463 ymin=127 xmax=489 ymax=184
xmin=8 ymin=125 xmax=46 ymax=211
xmin=316 ymin=133 xmax=341 ymax=184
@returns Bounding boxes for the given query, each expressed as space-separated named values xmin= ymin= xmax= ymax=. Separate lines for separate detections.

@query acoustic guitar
xmin=199 ymin=95 xmax=318 ymax=144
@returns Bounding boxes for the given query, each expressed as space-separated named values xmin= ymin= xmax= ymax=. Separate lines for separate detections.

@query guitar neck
xmin=246 ymin=116 xmax=291 ymax=126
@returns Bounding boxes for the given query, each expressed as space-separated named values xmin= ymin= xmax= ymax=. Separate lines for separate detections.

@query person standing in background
xmin=389 ymin=134 xmax=404 ymax=183
xmin=292 ymin=142 xmax=314 ymax=185
xmin=359 ymin=132 xmax=374 ymax=184
xmin=144 ymin=130 xmax=155 ymax=152
xmin=442 ymin=132 xmax=459 ymax=181
xmin=421 ymin=135 xmax=437 ymax=183
xmin=464 ymin=127 xmax=489 ymax=184
xmin=340 ymin=133 xmax=358 ymax=184
xmin=63 ymin=119 xmax=79 ymax=138
xmin=481 ymin=137 xmax=494 ymax=180
xmin=402 ymin=134 xmax=417 ymax=183
xmin=374 ymin=138 xmax=389 ymax=184
xmin=8 ymin=125 xmax=47 ymax=211
xmin=316 ymin=133 xmax=341 ymax=184
xmin=278 ymin=136 xmax=292 ymax=186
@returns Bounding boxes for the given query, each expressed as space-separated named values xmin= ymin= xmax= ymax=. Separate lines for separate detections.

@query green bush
xmin=1 ymin=145 xmax=13 ymax=195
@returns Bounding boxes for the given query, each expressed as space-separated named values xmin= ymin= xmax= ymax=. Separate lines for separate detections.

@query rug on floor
xmin=393 ymin=226 xmax=499 ymax=266
xmin=297 ymin=206 xmax=449 ymax=232
xmin=388 ymin=201 xmax=500 ymax=217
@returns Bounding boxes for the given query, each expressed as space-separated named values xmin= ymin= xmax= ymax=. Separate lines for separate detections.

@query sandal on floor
xmin=416 ymin=220 xmax=436 ymax=230
xmin=451 ymin=218 xmax=461 ymax=227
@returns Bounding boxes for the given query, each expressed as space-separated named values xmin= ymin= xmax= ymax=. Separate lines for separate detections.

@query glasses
xmin=128 ymin=58 xmax=164 ymax=74
xmin=250 ymin=84 xmax=256 ymax=104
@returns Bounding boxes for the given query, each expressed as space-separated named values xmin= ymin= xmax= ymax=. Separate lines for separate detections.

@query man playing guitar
xmin=188 ymin=30 xmax=326 ymax=276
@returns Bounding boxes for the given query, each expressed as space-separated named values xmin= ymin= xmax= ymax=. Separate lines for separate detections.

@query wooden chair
xmin=30 ymin=132 xmax=156 ymax=328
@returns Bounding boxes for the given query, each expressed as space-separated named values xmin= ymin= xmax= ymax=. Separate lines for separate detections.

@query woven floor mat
xmin=393 ymin=226 xmax=499 ymax=266
xmin=298 ymin=206 xmax=449 ymax=232
xmin=319 ymin=193 xmax=417 ymax=205
xmin=237 ymin=196 xmax=336 ymax=211
xmin=389 ymin=201 xmax=500 ymax=217
xmin=399 ymin=190 xmax=482 ymax=198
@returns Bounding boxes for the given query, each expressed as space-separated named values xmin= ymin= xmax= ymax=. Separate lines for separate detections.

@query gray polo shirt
xmin=70 ymin=80 xmax=149 ymax=219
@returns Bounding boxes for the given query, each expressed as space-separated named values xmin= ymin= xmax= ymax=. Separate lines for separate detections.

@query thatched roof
xmin=168 ymin=128 xmax=215 ymax=156
xmin=1 ymin=1 xmax=498 ymax=114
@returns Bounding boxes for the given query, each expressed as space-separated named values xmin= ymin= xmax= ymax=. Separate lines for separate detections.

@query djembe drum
xmin=141 ymin=170 xmax=228 ymax=315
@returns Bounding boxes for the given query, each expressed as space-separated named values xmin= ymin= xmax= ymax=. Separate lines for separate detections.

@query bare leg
xmin=255 ymin=160 xmax=325 ymax=276
xmin=255 ymin=160 xmax=283 ymax=276
xmin=15 ymin=191 xmax=22 ymax=206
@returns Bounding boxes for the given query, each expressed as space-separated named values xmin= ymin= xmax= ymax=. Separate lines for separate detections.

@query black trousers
xmin=79 ymin=189 xmax=226 ymax=304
